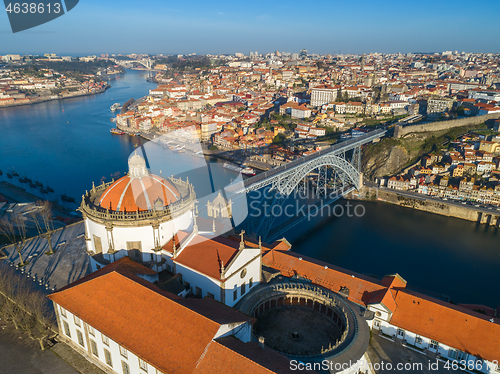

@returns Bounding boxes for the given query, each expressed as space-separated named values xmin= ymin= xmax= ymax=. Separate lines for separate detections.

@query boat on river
xmin=110 ymin=128 xmax=125 ymax=135
xmin=60 ymin=194 xmax=76 ymax=203
xmin=241 ymin=167 xmax=256 ymax=176
xmin=110 ymin=103 xmax=121 ymax=111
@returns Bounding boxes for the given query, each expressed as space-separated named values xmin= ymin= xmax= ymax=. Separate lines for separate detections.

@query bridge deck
xmin=243 ymin=129 xmax=386 ymax=191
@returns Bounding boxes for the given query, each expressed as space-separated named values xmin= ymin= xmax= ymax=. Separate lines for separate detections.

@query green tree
xmin=273 ymin=133 xmax=286 ymax=143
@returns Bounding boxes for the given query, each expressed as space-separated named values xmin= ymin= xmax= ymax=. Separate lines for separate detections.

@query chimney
xmin=258 ymin=336 xmax=265 ymax=349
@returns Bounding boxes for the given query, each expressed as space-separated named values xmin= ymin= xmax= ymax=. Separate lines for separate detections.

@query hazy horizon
xmin=1 ymin=0 xmax=500 ymax=55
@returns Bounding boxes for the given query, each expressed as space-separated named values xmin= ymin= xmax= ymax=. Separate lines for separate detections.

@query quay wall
xmin=349 ymin=187 xmax=500 ymax=226
xmin=394 ymin=113 xmax=500 ymax=138
xmin=0 ymin=86 xmax=109 ymax=109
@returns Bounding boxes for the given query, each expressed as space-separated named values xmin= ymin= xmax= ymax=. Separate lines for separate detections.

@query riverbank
xmin=0 ymin=181 xmax=77 ymax=218
xmin=0 ymin=85 xmax=110 ymax=109
xmin=348 ymin=186 xmax=500 ymax=226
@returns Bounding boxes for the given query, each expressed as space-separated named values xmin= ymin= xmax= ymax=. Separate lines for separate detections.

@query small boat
xmin=110 ymin=103 xmax=121 ymax=111
xmin=60 ymin=194 xmax=76 ymax=203
xmin=0 ymin=170 xmax=2 ymax=176
xmin=12 ymin=171 xmax=19 ymax=177
xmin=35 ymin=181 xmax=43 ymax=188
xmin=223 ymin=162 xmax=244 ymax=173
xmin=241 ymin=167 xmax=256 ymax=176
xmin=29 ymin=182 xmax=36 ymax=188
xmin=19 ymin=177 xmax=29 ymax=183
xmin=110 ymin=128 xmax=125 ymax=135
xmin=40 ymin=188 xmax=48 ymax=194
xmin=47 ymin=186 xmax=54 ymax=193
xmin=7 ymin=173 xmax=13 ymax=179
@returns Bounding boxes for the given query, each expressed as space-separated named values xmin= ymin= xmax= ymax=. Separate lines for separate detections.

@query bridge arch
xmin=274 ymin=154 xmax=361 ymax=196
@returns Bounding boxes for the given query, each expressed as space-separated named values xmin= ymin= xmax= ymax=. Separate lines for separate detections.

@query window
xmin=93 ymin=235 xmax=102 ymax=253
xmin=120 ymin=346 xmax=128 ymax=358
xmin=195 ymin=287 xmax=202 ymax=297
xmin=373 ymin=320 xmax=380 ymax=328
xmin=63 ymin=321 xmax=71 ymax=337
xmin=233 ymin=289 xmax=238 ymax=301
xmin=104 ymin=349 xmax=113 ymax=367
xmin=74 ymin=315 xmax=81 ymax=326
xmin=90 ymin=340 xmax=98 ymax=357
xmin=88 ymin=326 xmax=95 ymax=336
xmin=206 ymin=292 xmax=214 ymax=299
xmin=496 ymin=364 xmax=500 ymax=372
xmin=60 ymin=306 xmax=67 ymax=318
xmin=449 ymin=349 xmax=467 ymax=361
xmin=249 ymin=278 xmax=253 ymax=288
xmin=184 ymin=281 xmax=190 ymax=290
xmin=122 ymin=361 xmax=130 ymax=374
xmin=102 ymin=334 xmax=109 ymax=346
xmin=415 ymin=336 xmax=423 ymax=344
xmin=139 ymin=358 xmax=148 ymax=372
xmin=397 ymin=329 xmax=405 ymax=337
xmin=77 ymin=330 xmax=85 ymax=347
xmin=429 ymin=340 xmax=439 ymax=350
xmin=241 ymin=282 xmax=246 ymax=295
xmin=240 ymin=268 xmax=247 ymax=278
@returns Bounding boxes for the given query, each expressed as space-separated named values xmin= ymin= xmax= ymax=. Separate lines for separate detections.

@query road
xmin=368 ymin=334 xmax=465 ymax=374
xmin=0 ymin=323 xmax=80 ymax=374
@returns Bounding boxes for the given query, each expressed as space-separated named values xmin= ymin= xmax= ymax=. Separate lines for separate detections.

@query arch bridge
xmin=235 ymin=129 xmax=386 ymax=241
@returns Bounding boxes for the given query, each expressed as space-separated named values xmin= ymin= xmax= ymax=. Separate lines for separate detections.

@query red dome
xmin=99 ymin=174 xmax=180 ymax=212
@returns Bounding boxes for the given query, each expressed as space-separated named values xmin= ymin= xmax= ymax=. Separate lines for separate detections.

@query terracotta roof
xmin=99 ymin=174 xmax=180 ymax=212
xmin=48 ymin=258 xmax=251 ymax=374
xmin=262 ymin=250 xmax=385 ymax=305
xmin=390 ymin=289 xmax=500 ymax=362
xmin=174 ymin=235 xmax=241 ymax=280
xmin=194 ymin=336 xmax=302 ymax=374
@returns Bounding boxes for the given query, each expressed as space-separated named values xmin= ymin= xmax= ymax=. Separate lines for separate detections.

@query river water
xmin=0 ymin=70 xmax=498 ymax=308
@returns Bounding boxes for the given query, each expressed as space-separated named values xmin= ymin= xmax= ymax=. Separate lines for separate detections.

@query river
xmin=0 ymin=70 xmax=498 ymax=308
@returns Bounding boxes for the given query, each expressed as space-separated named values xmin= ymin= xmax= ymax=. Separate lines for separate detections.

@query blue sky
xmin=1 ymin=0 xmax=499 ymax=55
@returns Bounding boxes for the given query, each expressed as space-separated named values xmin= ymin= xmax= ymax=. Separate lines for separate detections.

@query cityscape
xmin=1 ymin=1 xmax=500 ymax=374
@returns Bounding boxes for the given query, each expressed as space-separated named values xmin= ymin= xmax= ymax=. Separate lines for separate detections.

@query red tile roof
xmin=264 ymin=250 xmax=500 ymax=362
xmin=262 ymin=249 xmax=385 ymax=305
xmin=99 ymin=174 xmax=179 ymax=212
xmin=48 ymin=257 xmax=251 ymax=374
xmin=175 ymin=235 xmax=242 ymax=280
xmin=194 ymin=337 xmax=302 ymax=374
xmin=390 ymin=290 xmax=500 ymax=362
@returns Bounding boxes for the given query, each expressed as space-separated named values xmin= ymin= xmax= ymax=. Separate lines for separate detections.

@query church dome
xmin=99 ymin=154 xmax=180 ymax=212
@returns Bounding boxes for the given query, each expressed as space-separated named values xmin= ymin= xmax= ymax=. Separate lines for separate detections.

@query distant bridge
xmin=113 ymin=58 xmax=153 ymax=70
xmin=232 ymin=129 xmax=387 ymax=241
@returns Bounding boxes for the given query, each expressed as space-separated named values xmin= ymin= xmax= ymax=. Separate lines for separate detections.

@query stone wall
xmin=394 ymin=113 xmax=500 ymax=138
xmin=351 ymin=188 xmax=500 ymax=226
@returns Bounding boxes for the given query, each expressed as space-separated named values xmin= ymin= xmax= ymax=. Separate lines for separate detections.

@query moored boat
xmin=110 ymin=128 xmax=125 ymax=135
xmin=110 ymin=103 xmax=121 ymax=111
xmin=60 ymin=194 xmax=76 ymax=203
xmin=223 ymin=162 xmax=244 ymax=173
xmin=7 ymin=173 xmax=13 ymax=179
xmin=47 ymin=186 xmax=54 ymax=193
xmin=241 ymin=167 xmax=256 ymax=176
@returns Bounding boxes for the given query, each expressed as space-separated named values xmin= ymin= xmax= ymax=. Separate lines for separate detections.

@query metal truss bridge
xmin=233 ymin=129 xmax=387 ymax=241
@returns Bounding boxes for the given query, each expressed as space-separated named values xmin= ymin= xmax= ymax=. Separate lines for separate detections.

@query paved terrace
xmin=1 ymin=221 xmax=90 ymax=294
